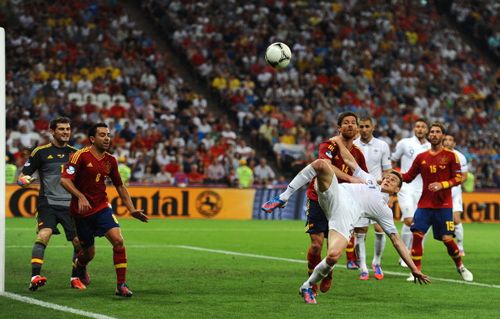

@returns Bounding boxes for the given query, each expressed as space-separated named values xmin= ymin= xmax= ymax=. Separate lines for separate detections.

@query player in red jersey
xmin=401 ymin=122 xmax=473 ymax=282
xmin=262 ymin=112 xmax=367 ymax=294
xmin=60 ymin=123 xmax=148 ymax=297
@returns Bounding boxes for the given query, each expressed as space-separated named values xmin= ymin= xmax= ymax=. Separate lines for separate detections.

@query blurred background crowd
xmin=1 ymin=0 xmax=499 ymax=189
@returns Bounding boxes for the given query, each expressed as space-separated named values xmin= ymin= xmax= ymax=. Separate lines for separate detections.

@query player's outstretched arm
xmin=116 ymin=184 xmax=148 ymax=222
xmin=389 ymin=233 xmax=431 ymax=285
xmin=331 ymin=136 xmax=359 ymax=172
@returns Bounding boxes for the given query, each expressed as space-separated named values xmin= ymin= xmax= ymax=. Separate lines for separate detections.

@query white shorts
xmin=397 ymin=185 xmax=421 ymax=220
xmin=354 ymin=217 xmax=376 ymax=228
xmin=315 ymin=175 xmax=357 ymax=241
xmin=452 ymin=186 xmax=463 ymax=213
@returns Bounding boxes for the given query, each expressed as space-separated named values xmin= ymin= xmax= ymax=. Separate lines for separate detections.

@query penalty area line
xmin=0 ymin=292 xmax=118 ymax=319
xmin=171 ymin=245 xmax=500 ymax=289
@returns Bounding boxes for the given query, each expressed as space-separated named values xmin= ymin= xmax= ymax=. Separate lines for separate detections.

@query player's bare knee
xmin=309 ymin=242 xmax=323 ymax=255
xmin=311 ymin=159 xmax=329 ymax=174
xmin=326 ymin=249 xmax=342 ymax=264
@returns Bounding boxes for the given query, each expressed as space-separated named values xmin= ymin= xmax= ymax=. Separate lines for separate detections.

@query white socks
xmin=302 ymin=258 xmax=334 ymax=289
xmin=455 ymin=223 xmax=464 ymax=251
xmin=355 ymin=233 xmax=368 ymax=273
xmin=372 ymin=232 xmax=386 ymax=265
xmin=280 ymin=164 xmax=317 ymax=202
xmin=401 ymin=224 xmax=413 ymax=250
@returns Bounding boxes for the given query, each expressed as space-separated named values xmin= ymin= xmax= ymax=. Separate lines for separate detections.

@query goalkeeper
xmin=18 ymin=117 xmax=88 ymax=291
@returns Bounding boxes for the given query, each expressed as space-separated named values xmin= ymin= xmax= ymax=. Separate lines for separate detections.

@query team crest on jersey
xmin=439 ymin=157 xmax=449 ymax=165
xmin=66 ymin=165 xmax=75 ymax=175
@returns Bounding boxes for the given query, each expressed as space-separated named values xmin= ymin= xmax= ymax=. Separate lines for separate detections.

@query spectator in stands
xmin=236 ymin=159 xmax=253 ymax=188
xmin=205 ymin=157 xmax=226 ymax=184
xmin=253 ymin=158 xmax=276 ymax=186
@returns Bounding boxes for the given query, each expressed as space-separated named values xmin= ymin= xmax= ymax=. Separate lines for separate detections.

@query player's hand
xmin=428 ymin=182 xmax=442 ymax=192
xmin=77 ymin=196 xmax=92 ymax=215
xmin=17 ymin=175 xmax=36 ymax=187
xmin=131 ymin=210 xmax=148 ymax=223
xmin=411 ymin=270 xmax=431 ymax=285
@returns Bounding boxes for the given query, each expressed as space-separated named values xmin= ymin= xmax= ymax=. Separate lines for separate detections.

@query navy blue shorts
xmin=411 ymin=207 xmax=454 ymax=240
xmin=304 ymin=199 xmax=328 ymax=236
xmin=74 ymin=207 xmax=120 ymax=248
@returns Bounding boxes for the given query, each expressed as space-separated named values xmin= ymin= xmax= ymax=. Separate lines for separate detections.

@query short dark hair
xmin=430 ymin=121 xmax=446 ymax=134
xmin=88 ymin=123 xmax=108 ymax=137
xmin=415 ymin=118 xmax=428 ymax=127
xmin=389 ymin=169 xmax=403 ymax=188
xmin=49 ymin=117 xmax=71 ymax=130
xmin=359 ymin=116 xmax=375 ymax=125
xmin=337 ymin=112 xmax=358 ymax=126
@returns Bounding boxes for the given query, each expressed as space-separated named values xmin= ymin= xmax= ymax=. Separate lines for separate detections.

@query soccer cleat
xmin=261 ymin=196 xmax=287 ymax=213
xmin=319 ymin=275 xmax=332 ymax=293
xmin=116 ymin=283 xmax=133 ymax=297
xmin=311 ymin=283 xmax=318 ymax=296
xmin=346 ymin=260 xmax=359 ymax=270
xmin=399 ymin=259 xmax=409 ymax=268
xmin=359 ymin=272 xmax=369 ymax=281
xmin=79 ymin=269 xmax=91 ymax=286
xmin=372 ymin=264 xmax=384 ymax=280
xmin=299 ymin=287 xmax=317 ymax=304
xmin=406 ymin=274 xmax=416 ymax=282
xmin=70 ymin=278 xmax=87 ymax=290
xmin=458 ymin=266 xmax=473 ymax=282
xmin=29 ymin=275 xmax=47 ymax=291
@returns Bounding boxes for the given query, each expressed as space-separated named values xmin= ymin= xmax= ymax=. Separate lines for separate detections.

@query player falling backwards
xmin=61 ymin=123 xmax=148 ymax=297
xmin=262 ymin=112 xmax=367 ymax=295
xmin=263 ymin=135 xmax=430 ymax=304
xmin=18 ymin=117 xmax=87 ymax=291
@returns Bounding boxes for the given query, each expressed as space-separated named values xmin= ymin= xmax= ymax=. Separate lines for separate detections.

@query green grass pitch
xmin=2 ymin=218 xmax=500 ymax=318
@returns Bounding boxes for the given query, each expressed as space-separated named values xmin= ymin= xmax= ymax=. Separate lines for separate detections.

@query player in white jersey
xmin=443 ymin=134 xmax=468 ymax=255
xmin=263 ymin=135 xmax=430 ymax=304
xmin=352 ymin=117 xmax=392 ymax=280
xmin=390 ymin=118 xmax=430 ymax=267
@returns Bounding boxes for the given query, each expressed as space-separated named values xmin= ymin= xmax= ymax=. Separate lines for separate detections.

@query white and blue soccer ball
xmin=265 ymin=42 xmax=292 ymax=68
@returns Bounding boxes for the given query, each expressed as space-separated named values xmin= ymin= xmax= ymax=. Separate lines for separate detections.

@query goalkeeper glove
xmin=17 ymin=175 xmax=35 ymax=187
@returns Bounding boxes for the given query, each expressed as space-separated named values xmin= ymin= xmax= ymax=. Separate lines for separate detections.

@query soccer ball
xmin=265 ymin=42 xmax=292 ymax=68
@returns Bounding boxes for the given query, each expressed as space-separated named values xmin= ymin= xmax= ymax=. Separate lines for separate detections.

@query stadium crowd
xmin=2 ymin=0 xmax=279 ymax=188
xmin=1 ymin=0 xmax=499 ymax=188
xmin=145 ymin=0 xmax=499 ymax=188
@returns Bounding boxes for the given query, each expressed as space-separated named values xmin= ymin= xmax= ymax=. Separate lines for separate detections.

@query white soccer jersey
xmin=390 ymin=136 xmax=431 ymax=191
xmin=354 ymin=136 xmax=392 ymax=180
xmin=452 ymin=149 xmax=468 ymax=212
xmin=316 ymin=168 xmax=398 ymax=240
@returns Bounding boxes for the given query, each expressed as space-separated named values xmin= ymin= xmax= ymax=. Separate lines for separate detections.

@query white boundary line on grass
xmin=6 ymin=244 xmax=500 ymax=289
xmin=171 ymin=244 xmax=500 ymax=289
xmin=0 ymin=292 xmax=118 ymax=319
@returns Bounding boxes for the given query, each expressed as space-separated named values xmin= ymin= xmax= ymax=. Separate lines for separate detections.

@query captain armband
xmin=441 ymin=181 xmax=451 ymax=189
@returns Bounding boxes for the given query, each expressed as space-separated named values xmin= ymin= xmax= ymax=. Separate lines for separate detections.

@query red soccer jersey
xmin=402 ymin=149 xmax=462 ymax=208
xmin=61 ymin=147 xmax=123 ymax=217
xmin=306 ymin=139 xmax=368 ymax=201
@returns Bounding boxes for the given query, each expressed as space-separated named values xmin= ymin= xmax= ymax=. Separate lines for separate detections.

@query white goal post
xmin=0 ymin=27 xmax=6 ymax=293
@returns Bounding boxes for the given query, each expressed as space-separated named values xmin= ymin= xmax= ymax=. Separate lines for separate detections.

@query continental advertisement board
xmin=5 ymin=185 xmax=255 ymax=220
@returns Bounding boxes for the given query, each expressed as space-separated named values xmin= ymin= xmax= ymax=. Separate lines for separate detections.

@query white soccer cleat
xmin=399 ymin=259 xmax=409 ymax=268
xmin=406 ymin=274 xmax=415 ymax=282
xmin=458 ymin=266 xmax=473 ymax=282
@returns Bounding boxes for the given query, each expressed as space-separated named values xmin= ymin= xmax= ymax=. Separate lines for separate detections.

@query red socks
xmin=113 ymin=246 xmax=127 ymax=284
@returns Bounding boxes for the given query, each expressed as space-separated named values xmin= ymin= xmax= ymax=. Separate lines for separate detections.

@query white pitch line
xmin=0 ymin=292 xmax=118 ymax=319
xmin=170 ymin=245 xmax=500 ymax=289
xmin=6 ymin=244 xmax=500 ymax=289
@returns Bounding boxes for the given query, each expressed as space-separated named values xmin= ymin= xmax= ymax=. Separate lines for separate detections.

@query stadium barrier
xmin=5 ymin=185 xmax=499 ymax=222
xmin=5 ymin=185 xmax=254 ymax=220
xmin=253 ymin=189 xmax=500 ymax=223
